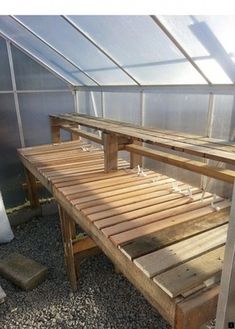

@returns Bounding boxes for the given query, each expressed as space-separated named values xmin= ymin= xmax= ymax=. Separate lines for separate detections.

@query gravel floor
xmin=0 ymin=211 xmax=171 ymax=329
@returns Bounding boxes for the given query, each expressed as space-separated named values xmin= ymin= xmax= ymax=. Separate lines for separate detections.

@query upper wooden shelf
xmin=50 ymin=113 xmax=235 ymax=166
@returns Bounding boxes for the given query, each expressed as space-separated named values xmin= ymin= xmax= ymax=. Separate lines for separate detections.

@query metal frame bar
xmin=0 ymin=32 xmax=74 ymax=87
xmin=77 ymin=84 xmax=235 ymax=95
xmin=6 ymin=40 xmax=25 ymax=147
xmin=101 ymin=90 xmax=105 ymax=118
xmin=11 ymin=16 xmax=99 ymax=86
xmin=215 ymin=182 xmax=235 ymax=329
xmin=62 ymin=15 xmax=140 ymax=86
xmin=150 ymin=15 xmax=212 ymax=85
xmin=0 ymin=89 xmax=72 ymax=94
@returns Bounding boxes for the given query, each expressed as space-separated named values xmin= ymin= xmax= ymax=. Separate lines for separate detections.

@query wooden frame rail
xmin=50 ymin=114 xmax=235 ymax=183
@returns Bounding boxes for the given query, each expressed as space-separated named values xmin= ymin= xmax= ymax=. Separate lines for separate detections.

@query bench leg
xmin=130 ymin=140 xmax=143 ymax=169
xmin=58 ymin=205 xmax=100 ymax=291
xmin=25 ymin=169 xmax=40 ymax=208
xmin=58 ymin=205 xmax=78 ymax=291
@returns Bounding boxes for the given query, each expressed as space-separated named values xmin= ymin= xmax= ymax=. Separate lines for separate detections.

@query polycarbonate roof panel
xmin=160 ymin=15 xmax=235 ymax=84
xmin=15 ymin=15 xmax=135 ymax=86
xmin=0 ymin=16 xmax=94 ymax=86
xmin=67 ymin=15 xmax=207 ymax=85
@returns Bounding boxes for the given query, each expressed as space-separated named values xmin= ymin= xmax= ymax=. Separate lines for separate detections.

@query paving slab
xmin=0 ymin=253 xmax=47 ymax=290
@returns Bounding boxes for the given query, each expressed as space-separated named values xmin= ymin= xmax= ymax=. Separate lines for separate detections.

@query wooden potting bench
xmin=18 ymin=113 xmax=235 ymax=329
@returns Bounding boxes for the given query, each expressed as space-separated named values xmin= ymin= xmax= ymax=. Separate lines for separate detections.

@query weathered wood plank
xmin=134 ymin=224 xmax=227 ymax=278
xmin=108 ymin=198 xmax=227 ymax=246
xmin=121 ymin=207 xmax=230 ymax=260
xmin=153 ymin=246 xmax=225 ymax=298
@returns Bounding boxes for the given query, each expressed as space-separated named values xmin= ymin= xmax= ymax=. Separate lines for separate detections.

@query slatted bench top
xmin=18 ymin=140 xmax=231 ymax=327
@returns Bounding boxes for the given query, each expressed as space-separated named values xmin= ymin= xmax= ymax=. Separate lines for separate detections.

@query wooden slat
xmin=108 ymin=198 xmax=227 ymax=246
xmin=60 ymin=124 xmax=102 ymax=144
xmin=120 ymin=206 xmax=230 ymax=260
xmin=72 ymin=177 xmax=175 ymax=205
xmin=97 ymin=192 xmax=212 ymax=231
xmin=153 ymin=246 xmax=225 ymax=298
xmin=125 ymin=144 xmax=235 ymax=183
xmin=88 ymin=187 xmax=199 ymax=222
xmin=82 ymin=181 xmax=186 ymax=214
xmin=134 ymin=224 xmax=227 ymax=278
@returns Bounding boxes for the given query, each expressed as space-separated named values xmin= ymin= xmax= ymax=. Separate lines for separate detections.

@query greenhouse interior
xmin=0 ymin=15 xmax=235 ymax=329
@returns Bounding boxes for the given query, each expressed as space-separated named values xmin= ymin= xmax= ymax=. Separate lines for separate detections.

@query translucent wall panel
xmin=0 ymin=94 xmax=26 ymax=207
xmin=212 ymin=95 xmax=235 ymax=140
xmin=144 ymin=92 xmax=209 ymax=186
xmin=0 ymin=16 xmax=93 ymax=86
xmin=144 ymin=92 xmax=209 ymax=134
xmin=69 ymin=15 xmax=207 ymax=85
xmin=12 ymin=45 xmax=68 ymax=90
xmin=19 ymin=92 xmax=74 ymax=146
xmin=160 ymin=15 xmax=235 ymax=84
xmin=78 ymin=91 xmax=102 ymax=116
xmin=103 ymin=91 xmax=141 ymax=124
xmin=15 ymin=16 xmax=134 ymax=86
xmin=0 ymin=36 xmax=12 ymax=90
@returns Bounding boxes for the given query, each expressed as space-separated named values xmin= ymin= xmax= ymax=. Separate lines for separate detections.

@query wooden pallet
xmin=18 ymin=139 xmax=231 ymax=329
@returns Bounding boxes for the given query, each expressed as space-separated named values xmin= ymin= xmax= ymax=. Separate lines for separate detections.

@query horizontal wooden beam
xmin=72 ymin=235 xmax=98 ymax=255
xmin=125 ymin=144 xmax=235 ymax=183
xmin=60 ymin=124 xmax=102 ymax=144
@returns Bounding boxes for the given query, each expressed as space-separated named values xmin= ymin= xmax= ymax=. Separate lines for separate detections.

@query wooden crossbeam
xmin=125 ymin=144 xmax=235 ymax=183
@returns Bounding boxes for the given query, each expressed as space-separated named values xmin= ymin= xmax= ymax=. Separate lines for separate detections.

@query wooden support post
xmin=103 ymin=132 xmax=119 ymax=173
xmin=71 ymin=125 xmax=80 ymax=141
xmin=50 ymin=117 xmax=61 ymax=143
xmin=58 ymin=205 xmax=100 ymax=291
xmin=25 ymin=168 xmax=40 ymax=208
xmin=130 ymin=139 xmax=143 ymax=169
xmin=58 ymin=205 xmax=78 ymax=291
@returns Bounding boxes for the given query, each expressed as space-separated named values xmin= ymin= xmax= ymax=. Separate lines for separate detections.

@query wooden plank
xmin=125 ymin=144 xmax=235 ymax=183
xmin=175 ymin=284 xmax=220 ymax=329
xmin=153 ymin=246 xmax=225 ymax=298
xmin=60 ymin=124 xmax=102 ymax=144
xmin=82 ymin=181 xmax=186 ymax=214
xmin=108 ymin=198 xmax=228 ymax=246
xmin=72 ymin=177 xmax=176 ymax=205
xmin=134 ymin=224 xmax=227 ymax=278
xmin=88 ymin=187 xmax=199 ymax=222
xmin=97 ymin=192 xmax=212 ymax=231
xmin=65 ymin=172 xmax=158 ymax=200
xmin=103 ymin=132 xmax=119 ymax=172
xmin=120 ymin=207 xmax=230 ymax=260
xmin=72 ymin=235 xmax=97 ymax=254
xmin=52 ymin=114 xmax=235 ymax=165
xmin=52 ymin=185 xmax=176 ymax=326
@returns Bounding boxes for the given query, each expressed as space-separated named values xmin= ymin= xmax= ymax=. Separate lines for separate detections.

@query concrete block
xmin=0 ymin=285 xmax=6 ymax=304
xmin=0 ymin=253 xmax=47 ymax=290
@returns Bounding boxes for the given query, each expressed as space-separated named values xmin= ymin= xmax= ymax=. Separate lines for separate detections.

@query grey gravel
xmin=0 ymin=211 xmax=171 ymax=329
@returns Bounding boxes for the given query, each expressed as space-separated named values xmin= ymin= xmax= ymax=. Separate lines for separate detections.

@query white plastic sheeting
xmin=0 ymin=191 xmax=14 ymax=243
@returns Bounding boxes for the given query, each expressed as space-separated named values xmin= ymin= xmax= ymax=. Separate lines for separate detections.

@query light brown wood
xmin=130 ymin=139 xmax=143 ymax=168
xmin=175 ymin=285 xmax=220 ymax=329
xmin=125 ymin=144 xmax=235 ymax=183
xmin=50 ymin=116 xmax=61 ymax=143
xmin=109 ymin=199 xmax=229 ymax=246
xmin=134 ymin=224 xmax=227 ymax=278
xmin=25 ymin=168 xmax=40 ymax=208
xmin=103 ymin=132 xmax=119 ymax=172
xmin=153 ymin=246 xmax=224 ymax=298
